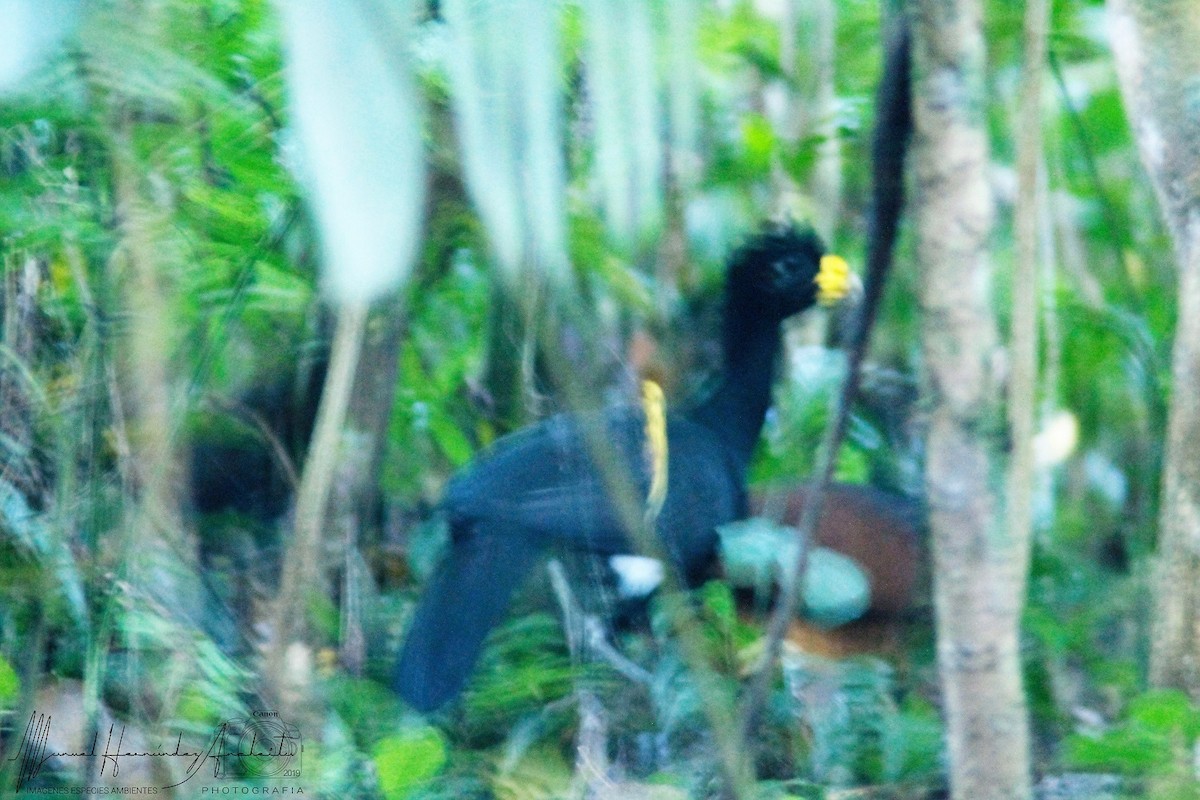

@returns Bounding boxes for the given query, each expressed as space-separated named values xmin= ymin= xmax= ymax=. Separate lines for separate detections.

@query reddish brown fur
xmin=752 ymin=483 xmax=923 ymax=615
xmin=750 ymin=483 xmax=925 ymax=657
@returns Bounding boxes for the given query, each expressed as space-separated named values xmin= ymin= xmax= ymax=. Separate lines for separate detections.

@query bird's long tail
xmin=393 ymin=523 xmax=540 ymax=712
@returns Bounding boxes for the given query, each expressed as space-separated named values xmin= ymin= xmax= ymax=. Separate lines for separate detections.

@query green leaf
xmin=428 ymin=411 xmax=474 ymax=467
xmin=373 ymin=727 xmax=447 ymax=800
xmin=1067 ymin=726 xmax=1168 ymax=776
xmin=1129 ymin=690 xmax=1200 ymax=737
xmin=0 ymin=655 xmax=20 ymax=709
xmin=327 ymin=677 xmax=405 ymax=747
xmin=1065 ymin=690 xmax=1200 ymax=777
xmin=881 ymin=703 xmax=944 ymax=783
xmin=740 ymin=113 xmax=776 ymax=175
xmin=698 ymin=580 xmax=736 ymax=628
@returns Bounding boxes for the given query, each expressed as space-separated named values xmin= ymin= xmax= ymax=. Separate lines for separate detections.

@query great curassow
xmin=393 ymin=224 xmax=851 ymax=712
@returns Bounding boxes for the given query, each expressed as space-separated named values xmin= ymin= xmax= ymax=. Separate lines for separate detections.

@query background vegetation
xmin=0 ymin=0 xmax=1192 ymax=797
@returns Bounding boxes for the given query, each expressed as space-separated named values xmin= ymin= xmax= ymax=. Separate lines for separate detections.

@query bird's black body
xmin=395 ymin=226 xmax=829 ymax=712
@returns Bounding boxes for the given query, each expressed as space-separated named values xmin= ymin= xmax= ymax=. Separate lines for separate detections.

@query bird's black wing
xmin=395 ymin=406 xmax=746 ymax=711
xmin=441 ymin=408 xmax=648 ymax=554
xmin=395 ymin=409 xmax=643 ymax=711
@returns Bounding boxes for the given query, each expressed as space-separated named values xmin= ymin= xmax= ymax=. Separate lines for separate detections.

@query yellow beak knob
xmin=815 ymin=254 xmax=853 ymax=306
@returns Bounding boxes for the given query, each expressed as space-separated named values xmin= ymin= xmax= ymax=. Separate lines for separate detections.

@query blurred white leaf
xmin=443 ymin=0 xmax=568 ymax=283
xmin=1033 ymin=409 xmax=1079 ymax=468
xmin=278 ymin=0 xmax=424 ymax=304
xmin=717 ymin=516 xmax=871 ymax=628
xmin=583 ymin=0 xmax=663 ymax=243
xmin=665 ymin=0 xmax=701 ymax=182
xmin=0 ymin=0 xmax=81 ymax=94
xmin=802 ymin=547 xmax=871 ymax=628
xmin=717 ymin=516 xmax=782 ymax=600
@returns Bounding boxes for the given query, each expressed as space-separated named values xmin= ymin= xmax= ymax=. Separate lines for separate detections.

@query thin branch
xmin=738 ymin=16 xmax=911 ymax=743
xmin=546 ymin=559 xmax=611 ymax=796
xmin=269 ymin=301 xmax=368 ymax=710
xmin=207 ymin=395 xmax=302 ymax=490
xmin=1009 ymin=0 xmax=1050 ymax=590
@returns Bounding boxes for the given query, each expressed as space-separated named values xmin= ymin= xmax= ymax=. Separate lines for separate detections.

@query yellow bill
xmin=815 ymin=254 xmax=854 ymax=306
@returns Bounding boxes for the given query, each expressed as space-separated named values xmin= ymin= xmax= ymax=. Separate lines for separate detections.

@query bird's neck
xmin=690 ymin=318 xmax=784 ymax=470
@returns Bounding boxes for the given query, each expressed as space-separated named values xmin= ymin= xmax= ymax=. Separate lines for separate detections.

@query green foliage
xmin=465 ymin=613 xmax=576 ymax=725
xmin=780 ymin=654 xmax=941 ymax=789
xmin=752 ymin=348 xmax=879 ymax=487
xmin=487 ymin=744 xmax=574 ymax=800
xmin=374 ymin=727 xmax=448 ymax=800
xmin=0 ymin=653 xmax=20 ymax=709
xmin=880 ymin=699 xmax=944 ymax=786
xmin=696 ymin=579 xmax=759 ymax=660
xmin=384 ymin=254 xmax=490 ymax=502
xmin=0 ymin=0 xmax=1190 ymax=796
xmin=1067 ymin=691 xmax=1200 ymax=783
xmin=329 ymin=676 xmax=407 ymax=748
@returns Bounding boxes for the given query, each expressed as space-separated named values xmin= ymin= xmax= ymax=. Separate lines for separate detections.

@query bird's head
xmin=726 ymin=223 xmax=855 ymax=319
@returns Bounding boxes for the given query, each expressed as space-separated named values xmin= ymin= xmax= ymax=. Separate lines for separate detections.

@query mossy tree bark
xmin=911 ymin=1 xmax=1032 ymax=797
xmin=1108 ymin=0 xmax=1200 ymax=695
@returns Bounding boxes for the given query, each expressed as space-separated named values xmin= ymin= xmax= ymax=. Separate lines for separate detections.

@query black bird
xmin=394 ymin=224 xmax=847 ymax=712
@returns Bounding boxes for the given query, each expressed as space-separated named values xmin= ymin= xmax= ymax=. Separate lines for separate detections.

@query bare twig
xmin=738 ymin=16 xmax=911 ymax=743
xmin=546 ymin=560 xmax=654 ymax=686
xmin=546 ymin=560 xmax=612 ymax=797
xmin=1009 ymin=0 xmax=1049 ymax=596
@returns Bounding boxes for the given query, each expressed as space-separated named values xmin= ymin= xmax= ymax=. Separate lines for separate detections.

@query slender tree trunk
xmin=1008 ymin=0 xmax=1049 ymax=589
xmin=910 ymin=2 xmax=1032 ymax=797
xmin=110 ymin=123 xmax=201 ymax=608
xmin=269 ymin=302 xmax=366 ymax=717
xmin=1108 ymin=0 xmax=1200 ymax=695
xmin=809 ymin=0 xmax=840 ymax=243
xmin=338 ymin=301 xmax=407 ymax=674
xmin=112 ymin=134 xmax=191 ymax=563
xmin=1 ymin=255 xmax=44 ymax=503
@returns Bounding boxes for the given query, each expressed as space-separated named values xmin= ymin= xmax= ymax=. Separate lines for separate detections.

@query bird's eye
xmin=770 ymin=258 xmax=794 ymax=286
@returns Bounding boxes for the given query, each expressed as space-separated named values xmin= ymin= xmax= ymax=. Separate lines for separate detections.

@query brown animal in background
xmin=750 ymin=483 xmax=924 ymax=659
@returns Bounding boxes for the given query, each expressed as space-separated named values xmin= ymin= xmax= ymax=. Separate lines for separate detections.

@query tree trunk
xmin=910 ymin=2 xmax=1032 ymax=797
xmin=1008 ymin=0 xmax=1049 ymax=589
xmin=1108 ymin=0 xmax=1200 ymax=695
xmin=111 ymin=123 xmax=199 ymax=589
xmin=269 ymin=302 xmax=366 ymax=718
xmin=338 ymin=302 xmax=407 ymax=674
xmin=1 ymin=255 xmax=45 ymax=504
